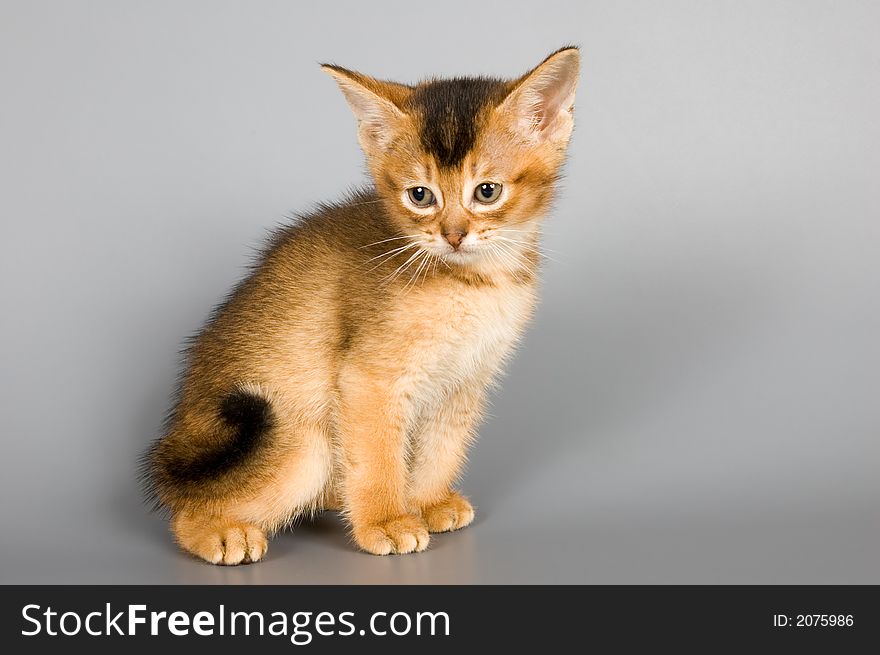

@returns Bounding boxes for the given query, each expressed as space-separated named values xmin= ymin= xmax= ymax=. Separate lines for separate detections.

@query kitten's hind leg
xmin=172 ymin=511 xmax=268 ymax=565
xmin=166 ymin=414 xmax=333 ymax=565
xmin=150 ymin=381 xmax=333 ymax=563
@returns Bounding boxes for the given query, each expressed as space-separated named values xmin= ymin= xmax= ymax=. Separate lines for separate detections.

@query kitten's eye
xmin=406 ymin=186 xmax=436 ymax=208
xmin=475 ymin=182 xmax=503 ymax=204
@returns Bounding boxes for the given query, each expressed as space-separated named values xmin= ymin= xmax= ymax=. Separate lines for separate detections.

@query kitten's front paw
xmin=173 ymin=515 xmax=268 ymax=565
xmin=353 ymin=515 xmax=430 ymax=555
xmin=421 ymin=492 xmax=475 ymax=533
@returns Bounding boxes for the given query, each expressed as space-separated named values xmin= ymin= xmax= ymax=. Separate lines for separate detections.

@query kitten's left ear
xmin=321 ymin=64 xmax=411 ymax=152
xmin=499 ymin=47 xmax=581 ymax=145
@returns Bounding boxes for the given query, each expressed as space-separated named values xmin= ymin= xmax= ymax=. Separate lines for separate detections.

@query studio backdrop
xmin=0 ymin=0 xmax=877 ymax=583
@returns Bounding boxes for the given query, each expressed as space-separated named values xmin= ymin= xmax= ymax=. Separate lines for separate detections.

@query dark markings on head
xmin=407 ymin=77 xmax=510 ymax=168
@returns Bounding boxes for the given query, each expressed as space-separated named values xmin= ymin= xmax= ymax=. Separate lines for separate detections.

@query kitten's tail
xmin=141 ymin=388 xmax=275 ymax=512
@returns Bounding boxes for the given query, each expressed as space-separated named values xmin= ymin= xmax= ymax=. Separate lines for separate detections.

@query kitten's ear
xmin=321 ymin=64 xmax=411 ymax=151
xmin=499 ymin=47 xmax=580 ymax=145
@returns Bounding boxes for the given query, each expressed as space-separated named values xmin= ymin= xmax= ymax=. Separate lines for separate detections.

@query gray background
xmin=1 ymin=0 xmax=877 ymax=584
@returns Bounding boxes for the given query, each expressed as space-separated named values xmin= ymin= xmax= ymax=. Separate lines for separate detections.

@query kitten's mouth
xmin=440 ymin=247 xmax=481 ymax=264
xmin=423 ymin=239 xmax=490 ymax=266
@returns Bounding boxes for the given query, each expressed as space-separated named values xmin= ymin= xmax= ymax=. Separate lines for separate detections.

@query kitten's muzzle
xmin=442 ymin=229 xmax=467 ymax=250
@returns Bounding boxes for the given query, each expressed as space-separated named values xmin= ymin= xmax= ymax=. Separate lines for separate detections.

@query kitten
xmin=144 ymin=47 xmax=580 ymax=563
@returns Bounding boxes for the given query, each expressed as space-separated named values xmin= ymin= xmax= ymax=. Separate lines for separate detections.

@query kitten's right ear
xmin=498 ymin=47 xmax=581 ymax=145
xmin=321 ymin=64 xmax=411 ymax=151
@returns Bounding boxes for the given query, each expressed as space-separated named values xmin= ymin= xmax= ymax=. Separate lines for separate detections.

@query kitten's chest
xmin=400 ymin=280 xmax=536 ymax=388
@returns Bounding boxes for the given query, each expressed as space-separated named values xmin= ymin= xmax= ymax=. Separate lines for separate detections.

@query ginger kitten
xmin=145 ymin=47 xmax=580 ymax=563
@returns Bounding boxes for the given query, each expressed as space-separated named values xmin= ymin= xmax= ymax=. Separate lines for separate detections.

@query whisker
xmin=384 ymin=248 xmax=425 ymax=285
xmin=423 ymin=253 xmax=437 ymax=285
xmin=492 ymin=226 xmax=562 ymax=242
xmin=487 ymin=243 xmax=524 ymax=283
xmin=417 ymin=251 xmax=433 ymax=284
xmin=491 ymin=236 xmax=562 ymax=263
xmin=365 ymin=241 xmax=419 ymax=263
xmin=491 ymin=240 xmax=533 ymax=277
xmin=500 ymin=216 xmax=546 ymax=229
xmin=494 ymin=228 xmax=559 ymax=241
xmin=415 ymin=251 xmax=433 ymax=289
xmin=402 ymin=250 xmax=431 ymax=293
xmin=359 ymin=234 xmax=415 ymax=249
xmin=363 ymin=242 xmax=422 ymax=273
xmin=493 ymin=238 xmax=532 ymax=263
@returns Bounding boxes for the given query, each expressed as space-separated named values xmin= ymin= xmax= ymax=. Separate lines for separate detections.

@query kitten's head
xmin=323 ymin=47 xmax=579 ymax=273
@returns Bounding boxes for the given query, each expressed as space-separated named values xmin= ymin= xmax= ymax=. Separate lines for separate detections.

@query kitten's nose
xmin=443 ymin=230 xmax=467 ymax=249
